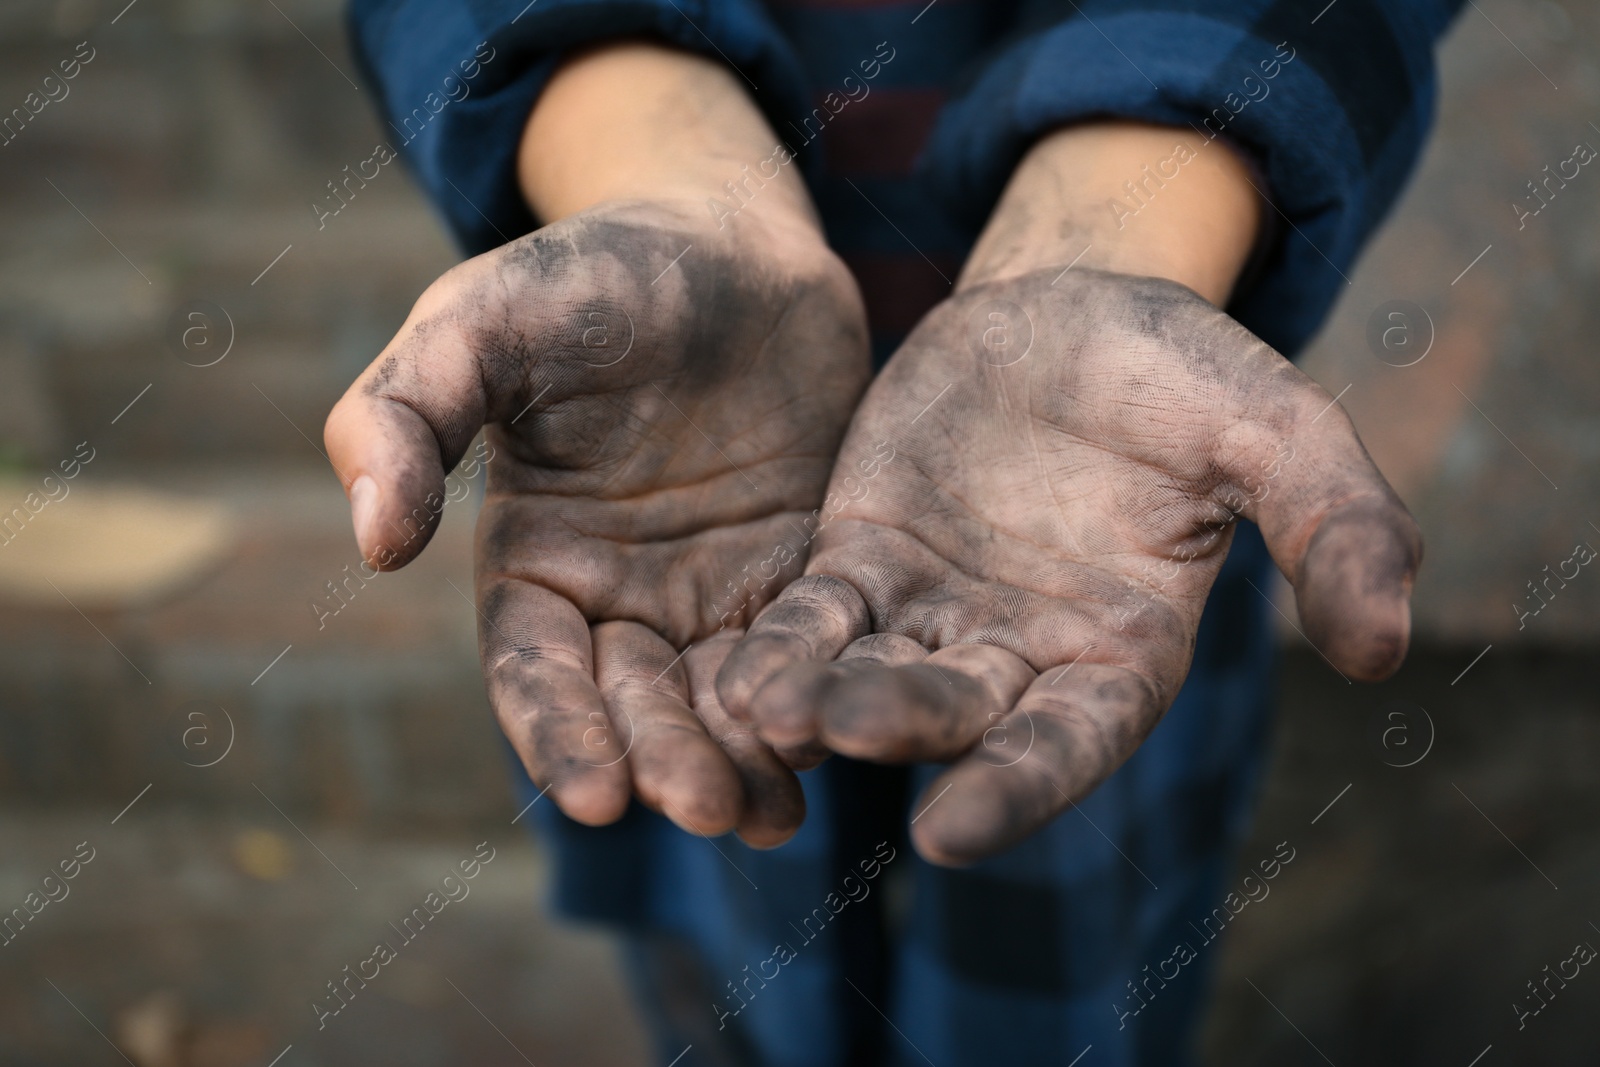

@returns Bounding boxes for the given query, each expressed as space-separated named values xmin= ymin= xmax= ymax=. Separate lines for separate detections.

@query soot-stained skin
xmin=717 ymin=266 xmax=1423 ymax=866
xmin=324 ymin=200 xmax=870 ymax=845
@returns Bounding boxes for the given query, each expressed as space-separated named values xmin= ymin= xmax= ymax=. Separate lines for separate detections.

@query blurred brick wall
xmin=0 ymin=0 xmax=497 ymax=822
xmin=1296 ymin=0 xmax=1600 ymax=645
xmin=0 ymin=0 xmax=455 ymax=467
xmin=0 ymin=0 xmax=1595 ymax=817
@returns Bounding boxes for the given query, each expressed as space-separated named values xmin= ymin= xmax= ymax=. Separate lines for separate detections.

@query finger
xmin=480 ymin=577 xmax=631 ymax=827
xmin=747 ymin=637 xmax=1036 ymax=763
xmin=715 ymin=574 xmax=871 ymax=721
xmin=908 ymin=663 xmax=1162 ymax=867
xmin=593 ymin=621 xmax=744 ymax=837
xmin=1223 ymin=387 xmax=1422 ymax=681
xmin=765 ymin=633 xmax=929 ymax=769
xmin=686 ymin=634 xmax=806 ymax=849
xmin=1289 ymin=494 xmax=1421 ymax=681
xmin=744 ymin=632 xmax=927 ymax=752
xmin=324 ymin=267 xmax=493 ymax=569
xmin=819 ymin=643 xmax=1036 ymax=762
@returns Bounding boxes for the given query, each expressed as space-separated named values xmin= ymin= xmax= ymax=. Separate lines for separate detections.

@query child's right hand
xmin=324 ymin=195 xmax=870 ymax=845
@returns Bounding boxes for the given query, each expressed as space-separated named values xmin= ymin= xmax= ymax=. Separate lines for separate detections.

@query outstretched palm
xmin=718 ymin=266 xmax=1421 ymax=865
xmin=325 ymin=200 xmax=871 ymax=844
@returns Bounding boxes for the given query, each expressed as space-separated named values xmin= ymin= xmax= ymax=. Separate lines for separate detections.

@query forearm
xmin=959 ymin=121 xmax=1262 ymax=306
xmin=518 ymin=40 xmax=819 ymax=238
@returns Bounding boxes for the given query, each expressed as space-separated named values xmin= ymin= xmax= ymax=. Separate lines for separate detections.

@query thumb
xmin=323 ymin=271 xmax=490 ymax=570
xmin=1227 ymin=385 xmax=1423 ymax=682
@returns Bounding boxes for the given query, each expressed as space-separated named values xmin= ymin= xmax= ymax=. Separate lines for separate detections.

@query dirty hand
xmin=324 ymin=45 xmax=871 ymax=846
xmin=716 ymin=123 xmax=1422 ymax=866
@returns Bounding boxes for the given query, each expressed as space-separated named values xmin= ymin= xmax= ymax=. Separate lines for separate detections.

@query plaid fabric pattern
xmin=523 ymin=524 xmax=1277 ymax=1067
xmin=348 ymin=0 xmax=1462 ymax=1060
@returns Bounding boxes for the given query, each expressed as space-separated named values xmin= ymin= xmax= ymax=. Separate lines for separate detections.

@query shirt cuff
xmin=920 ymin=2 xmax=1448 ymax=354
xmin=347 ymin=0 xmax=811 ymax=256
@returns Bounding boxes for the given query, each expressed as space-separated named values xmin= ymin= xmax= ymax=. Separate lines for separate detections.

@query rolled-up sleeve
xmin=921 ymin=0 xmax=1464 ymax=354
xmin=346 ymin=0 xmax=811 ymax=255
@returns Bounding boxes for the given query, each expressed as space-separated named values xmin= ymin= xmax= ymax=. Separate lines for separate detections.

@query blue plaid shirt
xmin=346 ymin=0 xmax=1462 ymax=1062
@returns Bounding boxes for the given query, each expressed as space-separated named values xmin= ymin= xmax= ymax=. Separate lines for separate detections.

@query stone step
xmin=0 ymin=464 xmax=508 ymax=824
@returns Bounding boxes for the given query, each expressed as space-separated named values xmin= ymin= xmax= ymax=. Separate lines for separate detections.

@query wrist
xmin=959 ymin=121 xmax=1263 ymax=305
xmin=518 ymin=40 xmax=822 ymax=241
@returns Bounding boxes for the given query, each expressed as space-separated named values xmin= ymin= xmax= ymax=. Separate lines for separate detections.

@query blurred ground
xmin=1202 ymin=647 xmax=1600 ymax=1065
xmin=0 ymin=0 xmax=1597 ymax=1063
xmin=0 ymin=812 xmax=649 ymax=1067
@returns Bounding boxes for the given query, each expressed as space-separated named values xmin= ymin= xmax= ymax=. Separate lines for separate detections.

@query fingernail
xmin=350 ymin=475 xmax=379 ymax=550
